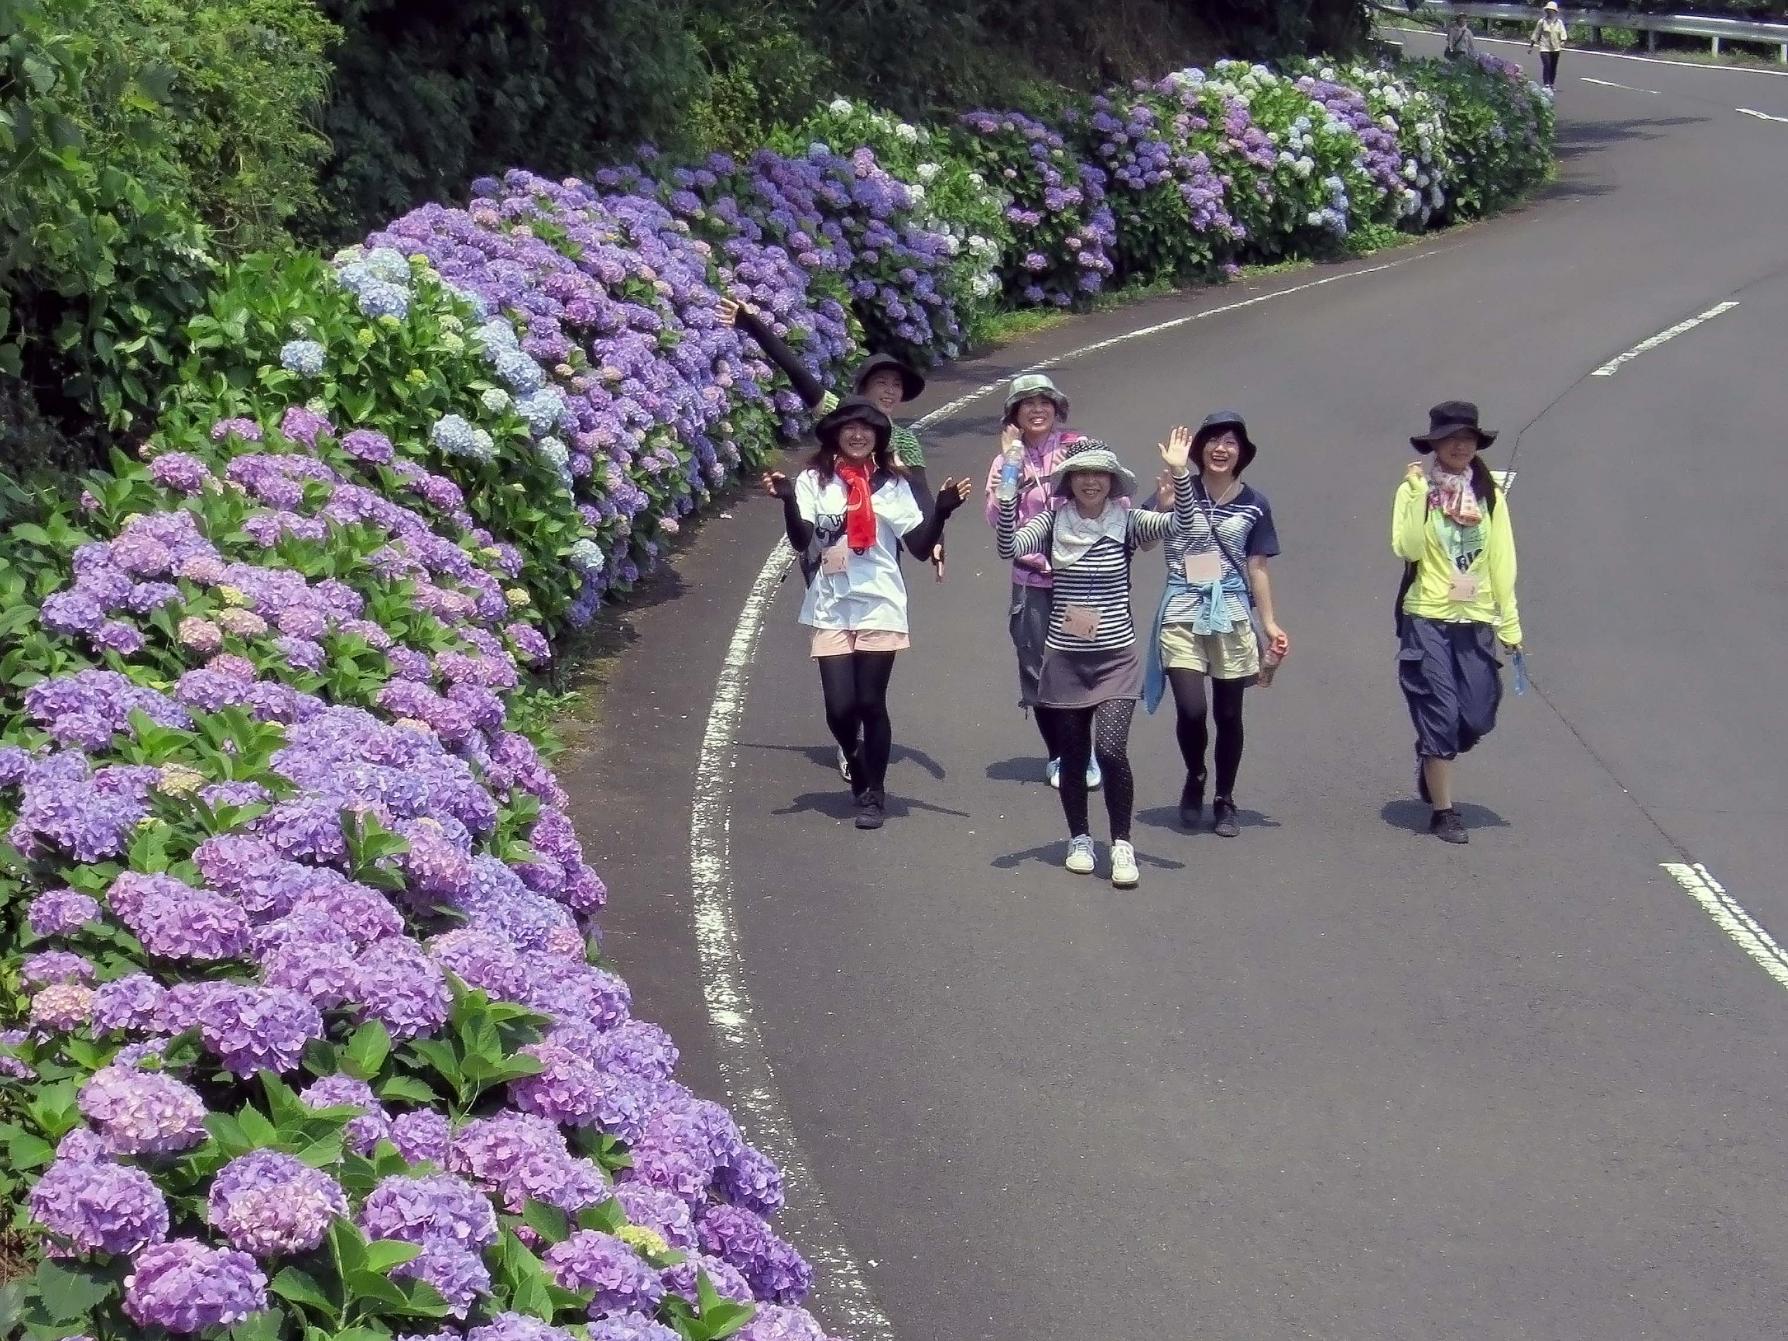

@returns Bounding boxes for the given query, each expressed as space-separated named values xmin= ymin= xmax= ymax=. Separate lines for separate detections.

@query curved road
xmin=570 ymin=36 xmax=1788 ymax=1340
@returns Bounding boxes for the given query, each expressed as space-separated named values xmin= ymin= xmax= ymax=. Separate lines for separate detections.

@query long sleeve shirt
xmin=998 ymin=469 xmax=1194 ymax=652
xmin=1392 ymin=476 xmax=1522 ymax=645
xmin=1531 ymin=16 xmax=1567 ymax=52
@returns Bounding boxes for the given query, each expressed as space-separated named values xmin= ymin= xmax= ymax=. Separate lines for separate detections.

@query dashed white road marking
xmin=1590 ymin=300 xmax=1739 ymax=376
xmin=1581 ymin=76 xmax=1660 ymax=93
xmin=688 ymin=253 xmax=1426 ymax=1334
xmin=1737 ymin=106 xmax=1788 ymax=122
xmin=1661 ymin=864 xmax=1788 ymax=991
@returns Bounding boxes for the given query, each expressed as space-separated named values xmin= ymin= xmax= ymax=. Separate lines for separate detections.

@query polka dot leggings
xmin=1042 ymin=699 xmax=1136 ymax=841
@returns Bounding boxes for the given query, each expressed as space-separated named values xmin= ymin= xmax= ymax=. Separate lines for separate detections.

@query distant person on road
xmin=1528 ymin=1 xmax=1568 ymax=89
xmin=1446 ymin=14 xmax=1477 ymax=59
xmin=1141 ymin=412 xmax=1288 ymax=838
xmin=983 ymin=373 xmax=1106 ymax=792
xmin=1392 ymin=401 xmax=1523 ymax=845
xmin=763 ymin=397 xmax=971 ymax=830
xmin=996 ymin=431 xmax=1196 ymax=888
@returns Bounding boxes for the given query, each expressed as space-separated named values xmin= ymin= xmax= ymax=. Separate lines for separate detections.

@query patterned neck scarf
xmin=1426 ymin=462 xmax=1483 ymax=528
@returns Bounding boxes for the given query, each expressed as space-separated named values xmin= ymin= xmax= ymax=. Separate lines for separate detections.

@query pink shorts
xmin=809 ymin=628 xmax=911 ymax=658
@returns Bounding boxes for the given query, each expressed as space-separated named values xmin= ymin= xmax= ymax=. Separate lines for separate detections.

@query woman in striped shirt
xmin=996 ymin=429 xmax=1196 ymax=887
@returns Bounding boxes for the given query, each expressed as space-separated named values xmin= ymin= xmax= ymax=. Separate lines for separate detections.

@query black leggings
xmin=1042 ymin=700 xmax=1136 ymax=841
xmin=1168 ymin=669 xmax=1246 ymax=799
xmin=817 ymin=651 xmax=896 ymax=793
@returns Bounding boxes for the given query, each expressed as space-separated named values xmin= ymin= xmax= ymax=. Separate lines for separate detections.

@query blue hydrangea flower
xmin=279 ymin=340 xmax=326 ymax=377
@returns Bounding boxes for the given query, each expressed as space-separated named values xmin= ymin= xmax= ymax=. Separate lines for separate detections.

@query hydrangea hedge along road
xmin=0 ymin=53 xmax=1550 ymax=1341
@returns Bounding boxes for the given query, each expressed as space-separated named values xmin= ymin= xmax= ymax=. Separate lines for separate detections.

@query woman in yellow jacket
xmin=1528 ymin=1 xmax=1568 ymax=90
xmin=1393 ymin=401 xmax=1522 ymax=844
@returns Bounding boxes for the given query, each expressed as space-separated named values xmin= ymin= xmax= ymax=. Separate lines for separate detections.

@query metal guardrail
xmin=1403 ymin=1 xmax=1788 ymax=61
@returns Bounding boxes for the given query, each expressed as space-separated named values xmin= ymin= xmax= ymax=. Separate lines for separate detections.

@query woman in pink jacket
xmin=983 ymin=373 xmax=1109 ymax=790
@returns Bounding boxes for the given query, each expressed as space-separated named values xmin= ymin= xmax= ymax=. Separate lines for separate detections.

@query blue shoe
xmin=1046 ymin=757 xmax=1062 ymax=789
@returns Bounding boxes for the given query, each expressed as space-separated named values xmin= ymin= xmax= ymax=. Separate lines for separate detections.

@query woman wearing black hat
xmin=763 ymin=397 xmax=971 ymax=830
xmin=996 ymin=431 xmax=1197 ymax=888
xmin=1142 ymin=411 xmax=1288 ymax=837
xmin=1394 ymin=401 xmax=1523 ymax=845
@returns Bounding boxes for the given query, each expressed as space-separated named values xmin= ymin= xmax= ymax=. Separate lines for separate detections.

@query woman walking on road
xmin=1445 ymin=13 xmax=1476 ymax=60
xmin=983 ymin=373 xmax=1104 ymax=791
xmin=1528 ymin=1 xmax=1568 ymax=90
xmin=1393 ymin=401 xmax=1523 ymax=845
xmin=996 ymin=429 xmax=1197 ymax=888
xmin=765 ymin=397 xmax=971 ymax=830
xmin=1142 ymin=412 xmax=1288 ymax=837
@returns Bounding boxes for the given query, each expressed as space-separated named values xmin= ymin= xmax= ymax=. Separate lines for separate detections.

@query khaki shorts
xmin=809 ymin=628 xmax=911 ymax=658
xmin=1161 ymin=620 xmax=1260 ymax=680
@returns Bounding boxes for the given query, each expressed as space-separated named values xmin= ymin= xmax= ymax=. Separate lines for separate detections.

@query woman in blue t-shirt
xmin=1143 ymin=411 xmax=1289 ymax=836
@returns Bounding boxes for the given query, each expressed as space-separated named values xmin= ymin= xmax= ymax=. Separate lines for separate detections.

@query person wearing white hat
xmin=982 ymin=372 xmax=1111 ymax=791
xmin=1528 ymin=2 xmax=1568 ymax=89
xmin=995 ymin=428 xmax=1196 ymax=888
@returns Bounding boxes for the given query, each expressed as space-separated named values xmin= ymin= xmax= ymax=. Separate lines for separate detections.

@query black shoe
xmin=1178 ymin=773 xmax=1206 ymax=829
xmin=1212 ymin=797 xmax=1239 ymax=838
xmin=1429 ymin=808 xmax=1468 ymax=844
xmin=855 ymin=790 xmax=885 ymax=830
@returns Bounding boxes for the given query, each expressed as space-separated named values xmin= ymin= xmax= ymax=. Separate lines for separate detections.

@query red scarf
xmin=835 ymin=459 xmax=878 ymax=553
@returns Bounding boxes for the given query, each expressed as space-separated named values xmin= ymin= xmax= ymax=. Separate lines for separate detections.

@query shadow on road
xmin=770 ymin=789 xmax=969 ymax=822
xmin=1379 ymin=797 xmax=1510 ymax=834
xmin=743 ymin=739 xmax=948 ymax=781
xmin=984 ymin=755 xmax=1048 ymax=783
xmin=1135 ymin=804 xmax=1282 ymax=834
xmin=1554 ymin=114 xmax=1707 ymax=160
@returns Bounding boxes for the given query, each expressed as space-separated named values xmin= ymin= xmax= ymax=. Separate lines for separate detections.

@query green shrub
xmin=89 ymin=0 xmax=337 ymax=258
xmin=0 ymin=0 xmax=215 ymax=458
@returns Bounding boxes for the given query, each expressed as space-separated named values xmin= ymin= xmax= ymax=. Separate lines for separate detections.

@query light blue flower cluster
xmin=277 ymin=340 xmax=325 ymax=377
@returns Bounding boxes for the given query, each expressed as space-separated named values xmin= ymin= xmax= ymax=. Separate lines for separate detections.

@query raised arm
xmin=721 ymin=298 xmax=827 ymax=410
xmin=902 ymin=478 xmax=972 ymax=559
xmin=1126 ymin=427 xmax=1195 ymax=548
xmin=996 ymin=492 xmax=1053 ymax=560
xmin=762 ymin=471 xmax=814 ymax=551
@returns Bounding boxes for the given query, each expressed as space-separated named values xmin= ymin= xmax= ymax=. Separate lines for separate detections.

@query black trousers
xmin=1540 ymin=50 xmax=1559 ymax=87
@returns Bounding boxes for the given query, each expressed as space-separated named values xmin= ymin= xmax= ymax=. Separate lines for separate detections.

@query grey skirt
xmin=1036 ymin=642 xmax=1143 ymax=709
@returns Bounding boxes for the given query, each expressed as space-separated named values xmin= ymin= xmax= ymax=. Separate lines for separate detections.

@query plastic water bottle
xmin=1512 ymin=649 xmax=1529 ymax=696
xmin=998 ymin=456 xmax=1021 ymax=501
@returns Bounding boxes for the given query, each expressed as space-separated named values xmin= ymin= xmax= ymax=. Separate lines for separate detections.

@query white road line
xmin=1581 ymin=76 xmax=1658 ymax=93
xmin=1590 ymin=300 xmax=1739 ymax=376
xmin=1738 ymin=106 xmax=1788 ymax=122
xmin=1661 ymin=863 xmax=1788 ymax=991
xmin=689 ymin=534 xmax=897 ymax=1340
xmin=688 ymin=253 xmax=1424 ymax=1333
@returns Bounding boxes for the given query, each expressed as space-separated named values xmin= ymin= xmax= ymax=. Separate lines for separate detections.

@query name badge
xmin=1182 ymin=551 xmax=1223 ymax=584
xmin=821 ymin=543 xmax=850 ymax=576
xmin=1448 ymin=571 xmax=1481 ymax=602
xmin=1060 ymin=604 xmax=1100 ymax=639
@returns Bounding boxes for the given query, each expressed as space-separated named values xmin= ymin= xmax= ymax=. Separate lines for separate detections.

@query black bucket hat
xmin=1192 ymin=410 xmax=1258 ymax=473
xmin=1411 ymin=400 xmax=1497 ymax=453
xmin=851 ymin=352 xmax=924 ymax=403
xmin=815 ymin=396 xmax=894 ymax=457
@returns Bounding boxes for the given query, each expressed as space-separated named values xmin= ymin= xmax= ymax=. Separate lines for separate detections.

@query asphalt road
xmin=568 ymin=35 xmax=1788 ymax=1341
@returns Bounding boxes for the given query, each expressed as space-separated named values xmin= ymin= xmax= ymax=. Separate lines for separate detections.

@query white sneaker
xmin=838 ymin=747 xmax=852 ymax=783
xmin=1046 ymin=757 xmax=1062 ymax=789
xmin=1086 ymin=756 xmax=1103 ymax=791
xmin=1064 ymin=835 xmax=1096 ymax=874
xmin=1110 ymin=840 xmax=1139 ymax=889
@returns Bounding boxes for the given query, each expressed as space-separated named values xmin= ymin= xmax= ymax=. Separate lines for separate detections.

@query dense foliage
xmin=0 ymin=45 xmax=1552 ymax=1341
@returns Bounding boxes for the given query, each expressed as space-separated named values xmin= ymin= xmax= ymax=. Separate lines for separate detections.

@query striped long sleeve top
xmin=998 ymin=468 xmax=1195 ymax=653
